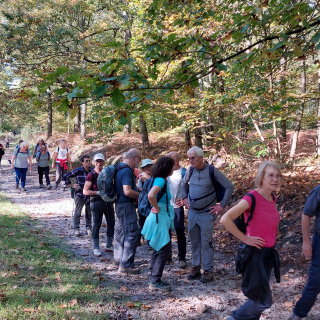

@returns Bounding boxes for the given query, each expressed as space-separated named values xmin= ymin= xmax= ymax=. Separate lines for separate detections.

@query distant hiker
xmin=35 ymin=145 xmax=52 ymax=189
xmin=52 ymin=139 xmax=72 ymax=190
xmin=11 ymin=141 xmax=32 ymax=191
xmin=63 ymin=154 xmax=93 ymax=237
xmin=288 ymin=184 xmax=320 ymax=320
xmin=0 ymin=143 xmax=5 ymax=165
xmin=221 ymin=161 xmax=282 ymax=320
xmin=137 ymin=158 xmax=153 ymax=246
xmin=167 ymin=151 xmax=187 ymax=269
xmin=33 ymin=138 xmax=47 ymax=158
xmin=181 ymin=146 xmax=234 ymax=283
xmin=142 ymin=156 xmax=175 ymax=292
xmin=83 ymin=153 xmax=115 ymax=256
xmin=13 ymin=130 xmax=16 ymax=136
xmin=114 ymin=148 xmax=141 ymax=275
xmin=5 ymin=136 xmax=9 ymax=149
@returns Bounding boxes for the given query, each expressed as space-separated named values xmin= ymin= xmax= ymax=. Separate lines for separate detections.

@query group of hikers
xmin=3 ymin=137 xmax=320 ymax=320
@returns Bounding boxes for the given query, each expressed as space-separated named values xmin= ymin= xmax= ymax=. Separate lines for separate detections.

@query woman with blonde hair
xmin=11 ymin=141 xmax=32 ymax=191
xmin=221 ymin=161 xmax=283 ymax=320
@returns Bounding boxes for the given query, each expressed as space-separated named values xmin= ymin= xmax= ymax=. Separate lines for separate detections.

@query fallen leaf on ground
xmin=126 ymin=301 xmax=134 ymax=308
xmin=68 ymin=299 xmax=77 ymax=306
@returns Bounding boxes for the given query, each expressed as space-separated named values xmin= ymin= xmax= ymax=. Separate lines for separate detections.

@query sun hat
xmin=140 ymin=158 xmax=153 ymax=168
xmin=93 ymin=153 xmax=105 ymax=162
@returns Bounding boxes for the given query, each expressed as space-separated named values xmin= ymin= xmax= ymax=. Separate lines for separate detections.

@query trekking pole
xmin=69 ymin=188 xmax=75 ymax=237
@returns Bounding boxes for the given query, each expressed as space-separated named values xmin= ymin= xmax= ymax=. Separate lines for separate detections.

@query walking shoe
xmin=288 ymin=312 xmax=304 ymax=320
xmin=39 ymin=184 xmax=44 ymax=188
xmin=178 ymin=260 xmax=187 ymax=269
xmin=93 ymin=249 xmax=102 ymax=256
xmin=22 ymin=187 xmax=27 ymax=192
xmin=47 ymin=184 xmax=52 ymax=190
xmin=149 ymin=280 xmax=171 ymax=292
xmin=55 ymin=183 xmax=59 ymax=190
xmin=118 ymin=266 xmax=140 ymax=275
xmin=86 ymin=228 xmax=92 ymax=236
xmin=105 ymin=246 xmax=114 ymax=253
xmin=187 ymin=266 xmax=201 ymax=280
xmin=200 ymin=270 xmax=214 ymax=283
xmin=74 ymin=229 xmax=80 ymax=237
xmin=15 ymin=183 xmax=19 ymax=189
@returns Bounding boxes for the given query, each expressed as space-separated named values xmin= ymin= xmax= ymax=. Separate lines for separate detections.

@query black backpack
xmin=234 ymin=193 xmax=275 ymax=234
xmin=0 ymin=149 xmax=4 ymax=156
xmin=138 ymin=177 xmax=168 ymax=223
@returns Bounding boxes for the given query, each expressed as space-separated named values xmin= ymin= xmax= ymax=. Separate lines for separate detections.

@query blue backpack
xmin=138 ymin=177 xmax=168 ymax=222
xmin=96 ymin=164 xmax=130 ymax=202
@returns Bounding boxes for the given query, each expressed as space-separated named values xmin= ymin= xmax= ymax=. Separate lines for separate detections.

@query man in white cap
xmin=114 ymin=148 xmax=141 ymax=274
xmin=83 ymin=153 xmax=115 ymax=256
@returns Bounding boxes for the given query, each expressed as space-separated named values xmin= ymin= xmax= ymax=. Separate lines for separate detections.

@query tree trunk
xmin=185 ymin=128 xmax=192 ymax=149
xmin=123 ymin=116 xmax=132 ymax=133
xmin=67 ymin=112 xmax=70 ymax=134
xmin=80 ymin=103 xmax=86 ymax=139
xmin=47 ymin=88 xmax=53 ymax=138
xmin=74 ymin=109 xmax=80 ymax=133
xmin=290 ymin=60 xmax=306 ymax=158
xmin=240 ymin=112 xmax=248 ymax=138
xmin=280 ymin=57 xmax=287 ymax=141
xmin=194 ymin=126 xmax=203 ymax=148
xmin=139 ymin=114 xmax=149 ymax=145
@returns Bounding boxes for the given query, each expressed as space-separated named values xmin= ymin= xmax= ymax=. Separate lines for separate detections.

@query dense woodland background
xmin=1 ymin=0 xmax=320 ymax=164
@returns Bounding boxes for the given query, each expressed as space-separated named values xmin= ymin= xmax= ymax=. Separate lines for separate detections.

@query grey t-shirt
xmin=36 ymin=151 xmax=50 ymax=167
xmin=303 ymin=185 xmax=320 ymax=234
xmin=181 ymin=163 xmax=234 ymax=210
xmin=13 ymin=148 xmax=31 ymax=168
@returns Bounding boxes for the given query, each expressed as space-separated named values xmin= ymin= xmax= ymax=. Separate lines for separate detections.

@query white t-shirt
xmin=167 ymin=167 xmax=183 ymax=208
xmin=55 ymin=147 xmax=69 ymax=161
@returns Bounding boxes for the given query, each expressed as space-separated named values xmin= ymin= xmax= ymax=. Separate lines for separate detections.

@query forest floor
xmin=1 ymin=131 xmax=320 ymax=319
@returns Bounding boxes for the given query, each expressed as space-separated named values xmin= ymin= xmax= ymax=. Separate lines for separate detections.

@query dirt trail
xmin=0 ymin=146 xmax=319 ymax=320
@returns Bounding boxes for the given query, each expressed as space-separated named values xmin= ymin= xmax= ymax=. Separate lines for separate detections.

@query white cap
xmin=93 ymin=153 xmax=105 ymax=162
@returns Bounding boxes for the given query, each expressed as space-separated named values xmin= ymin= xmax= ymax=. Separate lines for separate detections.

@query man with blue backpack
xmin=114 ymin=148 xmax=141 ymax=275
xmin=181 ymin=146 xmax=234 ymax=283
xmin=167 ymin=151 xmax=187 ymax=269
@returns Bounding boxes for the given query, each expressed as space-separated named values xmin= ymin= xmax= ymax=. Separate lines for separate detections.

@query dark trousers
xmin=38 ymin=166 xmax=50 ymax=185
xmin=0 ymin=156 xmax=2 ymax=164
xmin=15 ymin=167 xmax=28 ymax=188
xmin=74 ymin=194 xmax=92 ymax=229
xmin=55 ymin=162 xmax=67 ymax=186
xmin=294 ymin=233 xmax=320 ymax=318
xmin=138 ymin=213 xmax=147 ymax=241
xmin=90 ymin=198 xmax=115 ymax=249
xmin=5 ymin=142 xmax=9 ymax=148
xmin=232 ymin=258 xmax=273 ymax=320
xmin=114 ymin=202 xmax=139 ymax=268
xmin=150 ymin=241 xmax=171 ymax=284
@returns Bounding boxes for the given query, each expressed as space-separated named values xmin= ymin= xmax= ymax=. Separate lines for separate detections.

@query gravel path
xmin=1 ymin=147 xmax=320 ymax=320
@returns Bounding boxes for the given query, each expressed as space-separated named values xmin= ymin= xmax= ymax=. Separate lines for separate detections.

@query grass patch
xmin=0 ymin=193 xmax=124 ymax=319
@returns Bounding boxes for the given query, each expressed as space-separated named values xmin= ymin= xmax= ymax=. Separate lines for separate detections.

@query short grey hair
xmin=20 ymin=142 xmax=29 ymax=149
xmin=187 ymin=146 xmax=204 ymax=157
xmin=126 ymin=148 xmax=140 ymax=160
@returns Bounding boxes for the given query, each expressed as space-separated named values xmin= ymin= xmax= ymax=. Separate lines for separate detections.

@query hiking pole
xmin=69 ymin=187 xmax=75 ymax=237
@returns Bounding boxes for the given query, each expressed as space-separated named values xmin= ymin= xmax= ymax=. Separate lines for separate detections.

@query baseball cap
xmin=140 ymin=159 xmax=153 ymax=168
xmin=93 ymin=153 xmax=105 ymax=162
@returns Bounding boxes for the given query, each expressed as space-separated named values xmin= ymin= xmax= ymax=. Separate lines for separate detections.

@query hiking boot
xmin=200 ymin=270 xmax=214 ymax=283
xmin=178 ymin=260 xmax=187 ymax=269
xmin=86 ymin=228 xmax=92 ymax=236
xmin=93 ymin=249 xmax=102 ymax=256
xmin=288 ymin=313 xmax=304 ymax=320
xmin=149 ymin=280 xmax=171 ymax=292
xmin=187 ymin=266 xmax=201 ymax=280
xmin=105 ymin=246 xmax=114 ymax=253
xmin=22 ymin=187 xmax=27 ymax=192
xmin=74 ymin=229 xmax=80 ymax=237
xmin=15 ymin=183 xmax=19 ymax=189
xmin=39 ymin=184 xmax=44 ymax=188
xmin=47 ymin=184 xmax=52 ymax=190
xmin=118 ymin=266 xmax=140 ymax=275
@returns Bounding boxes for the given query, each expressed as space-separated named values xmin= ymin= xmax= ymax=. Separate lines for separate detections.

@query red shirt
xmin=243 ymin=190 xmax=279 ymax=248
xmin=86 ymin=170 xmax=99 ymax=191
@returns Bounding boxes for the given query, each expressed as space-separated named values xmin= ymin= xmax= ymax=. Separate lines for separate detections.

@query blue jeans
xmin=114 ymin=202 xmax=139 ymax=268
xmin=232 ymin=258 xmax=273 ymax=320
xmin=15 ymin=167 xmax=28 ymax=188
xmin=293 ymin=233 xmax=320 ymax=318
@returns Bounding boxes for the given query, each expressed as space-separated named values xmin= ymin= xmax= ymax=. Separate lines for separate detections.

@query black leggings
xmin=38 ymin=166 xmax=50 ymax=185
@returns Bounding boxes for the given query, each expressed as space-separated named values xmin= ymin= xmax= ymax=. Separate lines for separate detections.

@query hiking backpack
xmin=138 ymin=177 xmax=168 ymax=221
xmin=184 ymin=165 xmax=226 ymax=209
xmin=96 ymin=164 xmax=130 ymax=202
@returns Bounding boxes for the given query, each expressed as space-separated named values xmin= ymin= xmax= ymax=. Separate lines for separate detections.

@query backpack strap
xmin=91 ymin=170 xmax=98 ymax=191
xmin=244 ymin=193 xmax=256 ymax=229
xmin=181 ymin=167 xmax=187 ymax=179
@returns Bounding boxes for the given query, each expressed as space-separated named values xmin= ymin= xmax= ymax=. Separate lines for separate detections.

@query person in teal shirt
xmin=142 ymin=156 xmax=175 ymax=292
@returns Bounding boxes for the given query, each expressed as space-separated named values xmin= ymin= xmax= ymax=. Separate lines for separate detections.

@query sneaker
xmin=178 ymin=260 xmax=187 ymax=269
xmin=288 ymin=313 xmax=303 ymax=320
xmin=200 ymin=270 xmax=214 ymax=283
xmin=47 ymin=185 xmax=52 ymax=190
xmin=22 ymin=187 xmax=27 ymax=192
xmin=187 ymin=266 xmax=201 ymax=280
xmin=86 ymin=228 xmax=92 ymax=236
xmin=39 ymin=184 xmax=44 ymax=188
xmin=93 ymin=249 xmax=102 ymax=256
xmin=74 ymin=229 xmax=80 ymax=237
xmin=118 ymin=266 xmax=140 ymax=275
xmin=149 ymin=280 xmax=171 ymax=292
xmin=105 ymin=246 xmax=114 ymax=253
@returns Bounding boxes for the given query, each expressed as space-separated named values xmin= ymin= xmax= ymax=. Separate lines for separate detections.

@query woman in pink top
xmin=221 ymin=161 xmax=283 ymax=320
